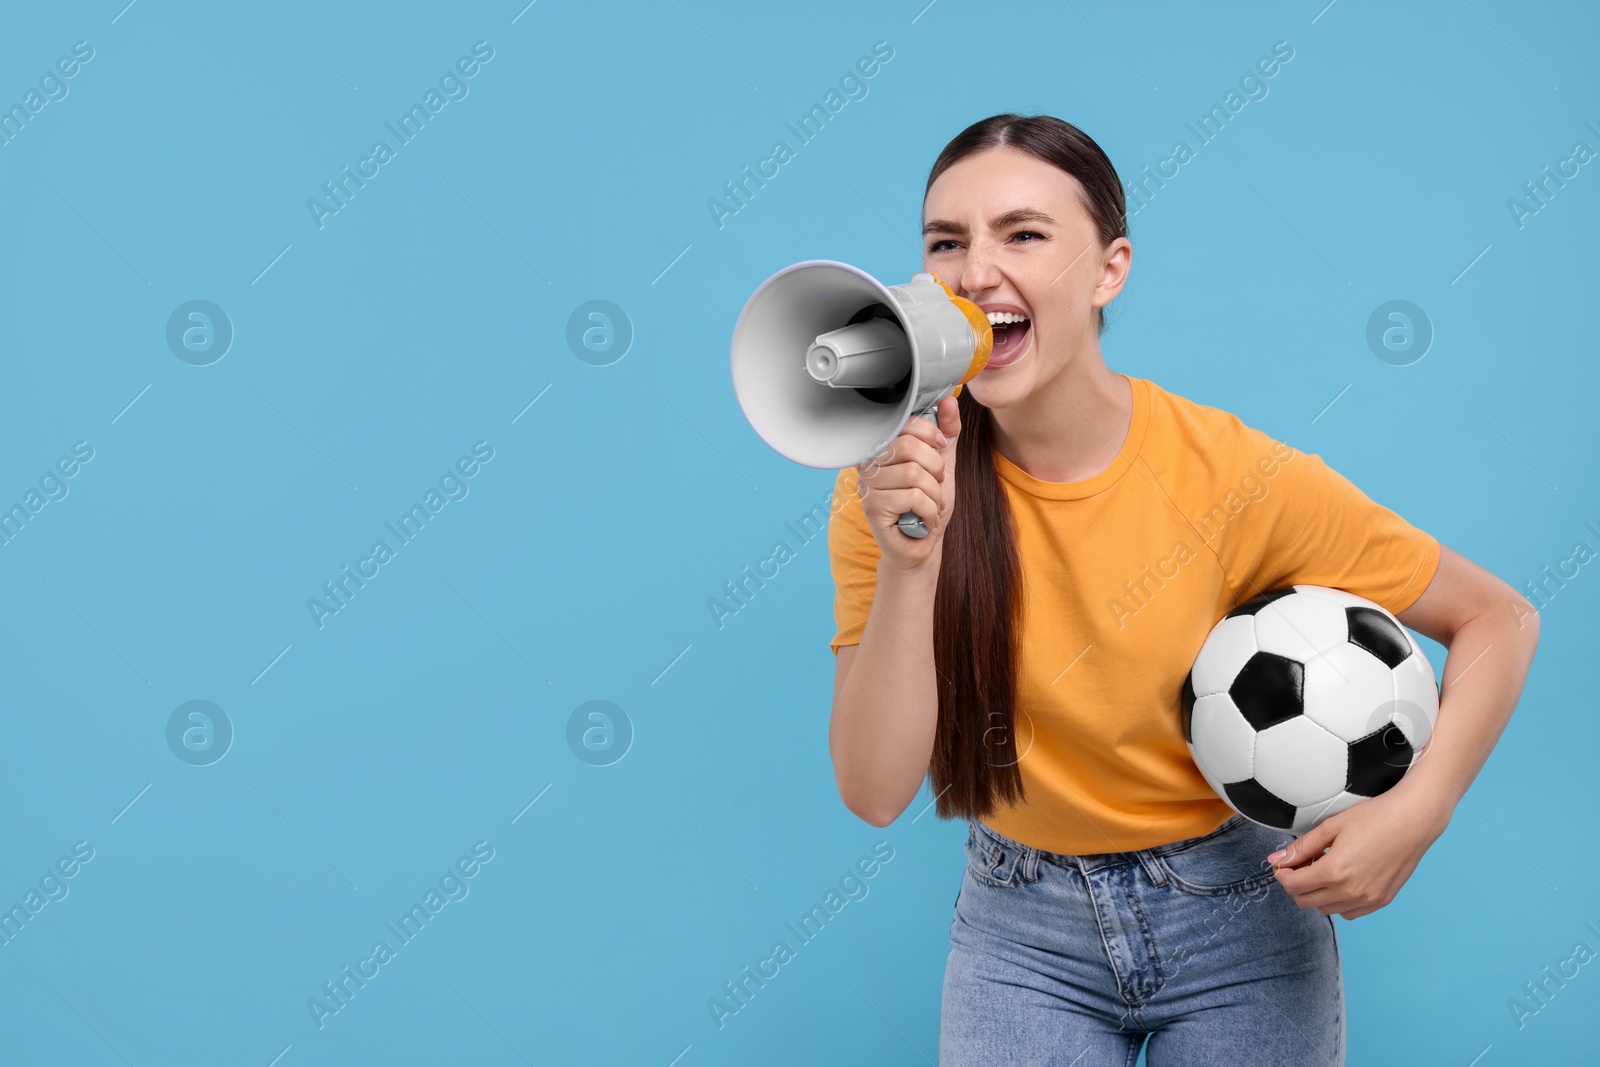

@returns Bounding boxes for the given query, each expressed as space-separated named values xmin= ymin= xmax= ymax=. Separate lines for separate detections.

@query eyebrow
xmin=921 ymin=208 xmax=1056 ymax=237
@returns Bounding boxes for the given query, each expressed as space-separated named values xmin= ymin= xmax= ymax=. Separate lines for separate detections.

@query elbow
xmin=839 ymin=792 xmax=895 ymax=829
xmin=1501 ymin=582 xmax=1541 ymax=652
xmin=831 ymin=741 xmax=899 ymax=828
xmin=852 ymin=806 xmax=899 ymax=829
xmin=837 ymin=785 xmax=902 ymax=828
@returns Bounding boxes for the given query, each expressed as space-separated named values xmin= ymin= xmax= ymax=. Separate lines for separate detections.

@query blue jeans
xmin=940 ymin=813 xmax=1344 ymax=1066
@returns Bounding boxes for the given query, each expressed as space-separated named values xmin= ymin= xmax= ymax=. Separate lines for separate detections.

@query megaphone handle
xmin=894 ymin=408 xmax=939 ymax=539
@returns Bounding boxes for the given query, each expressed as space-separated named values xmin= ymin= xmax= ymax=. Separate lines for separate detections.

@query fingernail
xmin=1268 ymin=849 xmax=1287 ymax=864
xmin=936 ymin=432 xmax=948 ymax=447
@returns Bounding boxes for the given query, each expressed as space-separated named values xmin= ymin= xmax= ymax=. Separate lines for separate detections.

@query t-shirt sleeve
xmin=1217 ymin=426 xmax=1440 ymax=617
xmin=828 ymin=465 xmax=882 ymax=654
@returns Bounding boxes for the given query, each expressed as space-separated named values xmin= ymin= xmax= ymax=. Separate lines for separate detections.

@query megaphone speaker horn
xmin=731 ymin=260 xmax=992 ymax=538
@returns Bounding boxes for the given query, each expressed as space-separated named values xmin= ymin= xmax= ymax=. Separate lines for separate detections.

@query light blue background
xmin=1 ymin=1 xmax=1595 ymax=1063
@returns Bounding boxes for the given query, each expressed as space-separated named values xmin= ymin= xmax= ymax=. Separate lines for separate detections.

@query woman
xmin=826 ymin=114 xmax=1540 ymax=1065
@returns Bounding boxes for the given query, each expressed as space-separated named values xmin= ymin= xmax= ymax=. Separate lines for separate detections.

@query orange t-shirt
xmin=827 ymin=374 xmax=1440 ymax=855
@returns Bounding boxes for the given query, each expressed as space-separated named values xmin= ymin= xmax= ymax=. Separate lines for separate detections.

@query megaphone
xmin=730 ymin=261 xmax=993 ymax=538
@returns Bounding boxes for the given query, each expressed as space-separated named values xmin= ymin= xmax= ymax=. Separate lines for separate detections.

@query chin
xmin=965 ymin=364 xmax=1032 ymax=409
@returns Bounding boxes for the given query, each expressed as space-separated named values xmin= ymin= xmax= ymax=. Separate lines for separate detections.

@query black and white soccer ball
xmin=1181 ymin=585 xmax=1440 ymax=835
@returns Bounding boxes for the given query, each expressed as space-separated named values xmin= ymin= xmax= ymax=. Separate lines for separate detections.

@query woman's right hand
xmin=857 ymin=393 xmax=962 ymax=571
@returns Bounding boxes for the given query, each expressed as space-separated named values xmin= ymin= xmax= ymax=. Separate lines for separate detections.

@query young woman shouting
xmin=826 ymin=113 xmax=1539 ymax=1066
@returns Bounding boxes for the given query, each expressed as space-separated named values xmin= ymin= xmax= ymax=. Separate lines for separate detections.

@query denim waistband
xmin=972 ymin=812 xmax=1251 ymax=881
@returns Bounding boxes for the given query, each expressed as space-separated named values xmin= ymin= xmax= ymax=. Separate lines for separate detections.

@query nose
xmin=956 ymin=235 xmax=1003 ymax=298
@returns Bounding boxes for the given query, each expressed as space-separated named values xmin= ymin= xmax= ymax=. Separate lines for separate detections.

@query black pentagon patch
xmin=1223 ymin=779 xmax=1297 ymax=829
xmin=1181 ymin=672 xmax=1197 ymax=745
xmin=1347 ymin=606 xmax=1410 ymax=669
xmin=1223 ymin=587 xmax=1296 ymax=620
xmin=1347 ymin=727 xmax=1412 ymax=796
xmin=1228 ymin=652 xmax=1305 ymax=730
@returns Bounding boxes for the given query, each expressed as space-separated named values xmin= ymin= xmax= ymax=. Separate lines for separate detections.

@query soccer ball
xmin=1181 ymin=585 xmax=1440 ymax=835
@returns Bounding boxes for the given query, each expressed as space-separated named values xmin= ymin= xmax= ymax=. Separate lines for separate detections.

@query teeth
xmin=985 ymin=311 xmax=1029 ymax=324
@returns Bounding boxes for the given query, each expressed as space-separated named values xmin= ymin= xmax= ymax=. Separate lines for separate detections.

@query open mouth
xmin=986 ymin=313 xmax=1032 ymax=367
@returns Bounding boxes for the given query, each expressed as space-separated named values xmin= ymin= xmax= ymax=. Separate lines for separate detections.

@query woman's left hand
xmin=1267 ymin=788 xmax=1450 ymax=920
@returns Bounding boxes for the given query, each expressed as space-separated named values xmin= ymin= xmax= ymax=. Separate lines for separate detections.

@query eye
xmin=926 ymin=231 xmax=1046 ymax=254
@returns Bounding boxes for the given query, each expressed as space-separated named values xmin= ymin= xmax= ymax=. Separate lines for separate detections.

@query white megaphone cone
xmin=730 ymin=261 xmax=993 ymax=538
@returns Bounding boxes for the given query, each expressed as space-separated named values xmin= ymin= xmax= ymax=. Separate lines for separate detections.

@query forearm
xmin=1390 ymin=612 xmax=1540 ymax=832
xmin=830 ymin=558 xmax=944 ymax=826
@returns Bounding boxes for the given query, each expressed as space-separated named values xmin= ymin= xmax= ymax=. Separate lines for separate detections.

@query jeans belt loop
xmin=1135 ymin=848 xmax=1168 ymax=887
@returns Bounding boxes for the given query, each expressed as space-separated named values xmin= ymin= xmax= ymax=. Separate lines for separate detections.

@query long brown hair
xmin=927 ymin=114 xmax=1129 ymax=821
